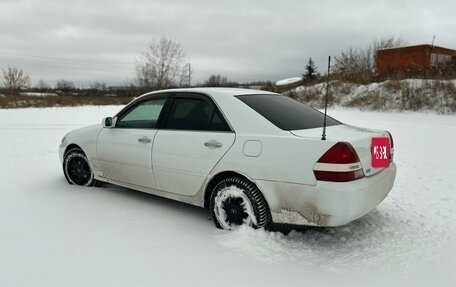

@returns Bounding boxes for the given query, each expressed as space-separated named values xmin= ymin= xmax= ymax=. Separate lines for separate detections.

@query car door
xmin=152 ymin=93 xmax=235 ymax=196
xmin=97 ymin=96 xmax=168 ymax=188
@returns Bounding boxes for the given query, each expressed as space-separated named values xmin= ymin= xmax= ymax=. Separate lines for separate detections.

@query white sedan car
xmin=59 ymin=88 xmax=396 ymax=230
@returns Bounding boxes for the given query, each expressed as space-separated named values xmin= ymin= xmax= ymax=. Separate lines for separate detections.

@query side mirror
xmin=102 ymin=117 xmax=113 ymax=128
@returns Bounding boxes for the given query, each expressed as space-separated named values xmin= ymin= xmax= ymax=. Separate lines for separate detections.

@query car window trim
xmin=158 ymin=92 xmax=234 ymax=133
xmin=114 ymin=93 xmax=170 ymax=129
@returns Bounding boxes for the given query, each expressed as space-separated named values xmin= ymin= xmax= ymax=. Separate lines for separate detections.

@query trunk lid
xmin=291 ymin=124 xmax=390 ymax=177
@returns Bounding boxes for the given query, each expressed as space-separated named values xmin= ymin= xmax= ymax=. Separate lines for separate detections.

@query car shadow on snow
xmin=94 ymin=182 xmax=212 ymax=224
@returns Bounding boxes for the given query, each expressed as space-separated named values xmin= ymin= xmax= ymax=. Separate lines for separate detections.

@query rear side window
xmin=237 ymin=94 xmax=341 ymax=130
xmin=164 ymin=98 xmax=230 ymax=131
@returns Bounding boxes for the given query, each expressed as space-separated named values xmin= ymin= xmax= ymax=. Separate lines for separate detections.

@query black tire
xmin=209 ymin=177 xmax=270 ymax=230
xmin=63 ymin=147 xmax=100 ymax=187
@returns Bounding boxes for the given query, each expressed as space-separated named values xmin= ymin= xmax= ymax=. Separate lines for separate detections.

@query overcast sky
xmin=1 ymin=0 xmax=455 ymax=87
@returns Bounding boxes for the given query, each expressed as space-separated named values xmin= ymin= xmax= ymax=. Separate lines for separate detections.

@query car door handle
xmin=204 ymin=140 xmax=223 ymax=149
xmin=138 ymin=136 xmax=151 ymax=144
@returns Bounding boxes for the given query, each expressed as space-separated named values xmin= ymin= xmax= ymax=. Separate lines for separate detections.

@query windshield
xmin=237 ymin=94 xmax=341 ymax=130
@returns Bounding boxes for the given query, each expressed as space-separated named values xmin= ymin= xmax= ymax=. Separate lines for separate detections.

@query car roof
xmin=141 ymin=87 xmax=278 ymax=99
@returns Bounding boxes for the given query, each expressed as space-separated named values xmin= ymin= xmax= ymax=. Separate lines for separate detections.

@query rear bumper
xmin=314 ymin=162 xmax=396 ymax=226
xmin=257 ymin=162 xmax=397 ymax=227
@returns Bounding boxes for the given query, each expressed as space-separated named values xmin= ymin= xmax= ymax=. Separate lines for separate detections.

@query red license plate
xmin=371 ymin=138 xmax=390 ymax=168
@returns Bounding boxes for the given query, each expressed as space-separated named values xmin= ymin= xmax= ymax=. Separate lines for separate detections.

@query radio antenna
xmin=321 ymin=56 xmax=331 ymax=141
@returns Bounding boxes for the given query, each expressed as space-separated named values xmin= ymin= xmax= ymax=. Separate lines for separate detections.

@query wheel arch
xmin=64 ymin=143 xmax=84 ymax=156
xmin=62 ymin=143 xmax=100 ymax=187
xmin=203 ymin=170 xmax=259 ymax=209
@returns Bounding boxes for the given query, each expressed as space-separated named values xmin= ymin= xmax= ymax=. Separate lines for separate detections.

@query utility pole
xmin=188 ymin=63 xmax=192 ymax=87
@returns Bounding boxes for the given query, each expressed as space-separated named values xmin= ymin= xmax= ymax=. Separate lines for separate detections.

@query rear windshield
xmin=237 ymin=94 xmax=341 ymax=130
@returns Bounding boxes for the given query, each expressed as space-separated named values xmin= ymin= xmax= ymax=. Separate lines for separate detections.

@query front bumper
xmin=256 ymin=162 xmax=397 ymax=227
xmin=59 ymin=143 xmax=66 ymax=165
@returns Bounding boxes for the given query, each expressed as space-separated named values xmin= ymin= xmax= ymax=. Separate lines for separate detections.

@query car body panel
xmin=291 ymin=124 xmax=391 ymax=177
xmin=152 ymin=130 xmax=235 ymax=196
xmin=208 ymin=134 xmax=334 ymax=185
xmin=255 ymin=163 xmax=396 ymax=226
xmin=96 ymin=127 xmax=158 ymax=188
xmin=59 ymin=124 xmax=103 ymax=169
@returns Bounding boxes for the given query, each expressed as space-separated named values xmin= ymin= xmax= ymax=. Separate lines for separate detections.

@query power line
xmin=0 ymin=50 xmax=133 ymax=68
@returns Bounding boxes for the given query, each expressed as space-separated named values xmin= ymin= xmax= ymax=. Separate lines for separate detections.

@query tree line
xmin=3 ymin=35 xmax=455 ymax=95
xmin=0 ymin=67 xmax=112 ymax=93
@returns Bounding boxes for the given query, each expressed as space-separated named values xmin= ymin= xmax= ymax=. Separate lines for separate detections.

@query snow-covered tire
xmin=210 ymin=177 xmax=270 ymax=230
xmin=63 ymin=148 xmax=100 ymax=187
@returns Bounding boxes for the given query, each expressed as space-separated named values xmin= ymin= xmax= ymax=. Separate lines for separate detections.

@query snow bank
xmin=294 ymin=79 xmax=456 ymax=113
xmin=19 ymin=92 xmax=58 ymax=97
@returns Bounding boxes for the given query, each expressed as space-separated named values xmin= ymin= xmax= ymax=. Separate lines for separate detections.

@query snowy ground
xmin=19 ymin=92 xmax=58 ymax=97
xmin=1 ymin=106 xmax=455 ymax=286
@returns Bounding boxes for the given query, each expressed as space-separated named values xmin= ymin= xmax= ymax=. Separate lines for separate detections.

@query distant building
xmin=376 ymin=44 xmax=456 ymax=76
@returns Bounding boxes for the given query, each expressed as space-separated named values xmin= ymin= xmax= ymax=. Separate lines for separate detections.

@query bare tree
xmin=372 ymin=35 xmax=407 ymax=52
xmin=135 ymin=37 xmax=190 ymax=90
xmin=36 ymin=79 xmax=50 ymax=90
xmin=178 ymin=63 xmax=192 ymax=87
xmin=334 ymin=36 xmax=407 ymax=83
xmin=89 ymin=80 xmax=107 ymax=91
xmin=334 ymin=47 xmax=371 ymax=82
xmin=1 ymin=66 xmax=31 ymax=91
xmin=204 ymin=74 xmax=229 ymax=87
xmin=56 ymin=79 xmax=75 ymax=92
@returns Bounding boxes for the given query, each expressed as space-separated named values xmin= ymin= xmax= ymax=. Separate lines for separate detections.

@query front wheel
xmin=63 ymin=148 xmax=99 ymax=187
xmin=210 ymin=177 xmax=270 ymax=230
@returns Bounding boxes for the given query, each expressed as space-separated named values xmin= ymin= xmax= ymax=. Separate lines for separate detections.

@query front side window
xmin=164 ymin=97 xmax=230 ymax=131
xmin=116 ymin=98 xmax=166 ymax=129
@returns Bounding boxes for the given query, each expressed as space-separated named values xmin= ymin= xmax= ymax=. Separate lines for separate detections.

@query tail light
xmin=386 ymin=131 xmax=394 ymax=162
xmin=386 ymin=131 xmax=394 ymax=148
xmin=313 ymin=142 xmax=364 ymax=182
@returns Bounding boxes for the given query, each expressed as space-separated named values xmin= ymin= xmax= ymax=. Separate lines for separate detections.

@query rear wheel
xmin=63 ymin=148 xmax=100 ymax=187
xmin=210 ymin=177 xmax=270 ymax=230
